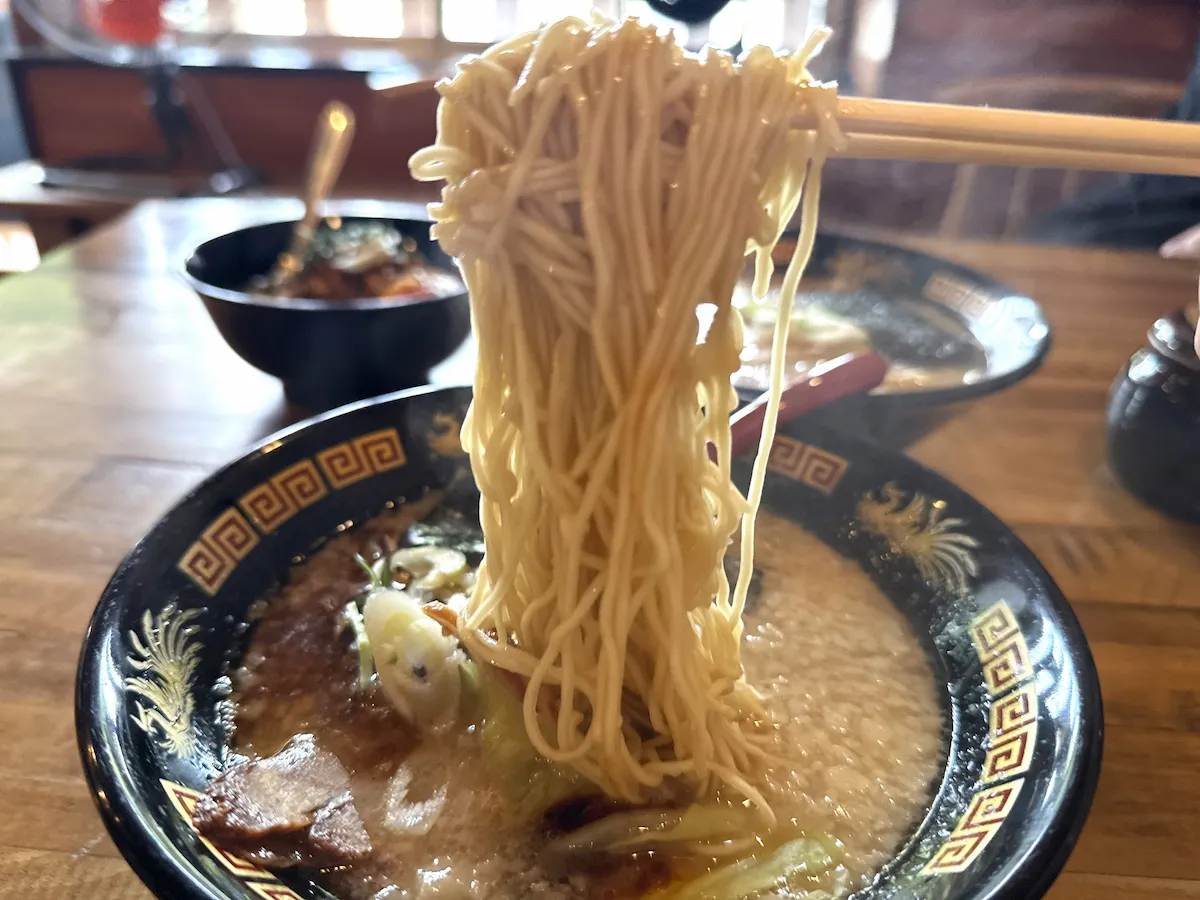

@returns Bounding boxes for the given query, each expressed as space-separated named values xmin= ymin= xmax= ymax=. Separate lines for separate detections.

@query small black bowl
xmin=77 ymin=386 xmax=1102 ymax=900
xmin=182 ymin=216 xmax=471 ymax=412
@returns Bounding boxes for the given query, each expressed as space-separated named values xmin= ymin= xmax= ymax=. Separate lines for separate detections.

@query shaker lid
xmin=1149 ymin=307 xmax=1200 ymax=370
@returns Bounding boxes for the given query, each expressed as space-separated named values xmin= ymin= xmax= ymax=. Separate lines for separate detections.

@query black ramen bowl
xmin=76 ymin=386 xmax=1102 ymax=900
xmin=182 ymin=216 xmax=471 ymax=412
xmin=734 ymin=233 xmax=1052 ymax=447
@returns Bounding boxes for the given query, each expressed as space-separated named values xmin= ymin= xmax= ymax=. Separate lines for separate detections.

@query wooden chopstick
xmin=798 ymin=96 xmax=1200 ymax=175
xmin=840 ymin=133 xmax=1200 ymax=176
xmin=833 ymin=97 xmax=1200 ymax=161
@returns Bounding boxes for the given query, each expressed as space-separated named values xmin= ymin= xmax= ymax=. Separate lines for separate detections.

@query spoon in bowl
xmin=264 ymin=101 xmax=358 ymax=290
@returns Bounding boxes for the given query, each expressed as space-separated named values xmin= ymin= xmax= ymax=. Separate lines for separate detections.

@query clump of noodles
xmin=410 ymin=16 xmax=843 ymax=818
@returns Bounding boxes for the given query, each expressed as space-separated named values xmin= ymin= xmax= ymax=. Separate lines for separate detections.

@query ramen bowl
xmin=76 ymin=386 xmax=1102 ymax=900
xmin=182 ymin=216 xmax=471 ymax=413
xmin=733 ymin=233 xmax=1052 ymax=447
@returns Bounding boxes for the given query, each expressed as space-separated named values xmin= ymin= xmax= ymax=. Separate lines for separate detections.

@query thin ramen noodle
xmin=410 ymin=15 xmax=845 ymax=816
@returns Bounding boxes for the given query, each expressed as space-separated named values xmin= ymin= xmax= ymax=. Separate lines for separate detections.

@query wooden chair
xmin=934 ymin=75 xmax=1183 ymax=239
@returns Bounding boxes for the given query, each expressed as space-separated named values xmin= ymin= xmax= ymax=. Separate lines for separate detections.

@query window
xmin=707 ymin=0 xmax=745 ymax=50
xmin=232 ymin=0 xmax=307 ymax=36
xmin=326 ymin=0 xmax=406 ymax=38
xmin=173 ymin=0 xmax=822 ymax=50
xmin=514 ymin=0 xmax=597 ymax=32
xmin=440 ymin=0 xmax=499 ymax=43
xmin=741 ymin=0 xmax=785 ymax=50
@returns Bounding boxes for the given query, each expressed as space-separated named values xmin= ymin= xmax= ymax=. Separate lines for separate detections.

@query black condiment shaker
xmin=1107 ymin=308 xmax=1200 ymax=523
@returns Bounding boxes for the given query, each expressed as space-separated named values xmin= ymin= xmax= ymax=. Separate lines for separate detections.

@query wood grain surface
xmin=0 ymin=198 xmax=1197 ymax=899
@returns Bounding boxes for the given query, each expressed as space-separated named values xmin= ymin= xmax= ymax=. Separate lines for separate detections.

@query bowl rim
xmin=76 ymin=384 xmax=1103 ymax=900
xmin=179 ymin=215 xmax=468 ymax=312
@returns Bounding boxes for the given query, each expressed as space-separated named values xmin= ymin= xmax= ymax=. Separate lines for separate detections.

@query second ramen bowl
xmin=734 ymin=233 xmax=1052 ymax=446
xmin=77 ymin=386 xmax=1102 ymax=900
xmin=182 ymin=215 xmax=471 ymax=413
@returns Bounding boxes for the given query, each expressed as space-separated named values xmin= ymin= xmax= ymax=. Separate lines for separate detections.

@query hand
xmin=1158 ymin=226 xmax=1200 ymax=357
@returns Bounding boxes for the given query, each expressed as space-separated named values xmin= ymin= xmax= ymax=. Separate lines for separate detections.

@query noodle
xmin=410 ymin=15 xmax=844 ymax=817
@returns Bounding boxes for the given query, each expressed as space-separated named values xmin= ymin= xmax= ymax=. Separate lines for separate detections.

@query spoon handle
xmin=720 ymin=352 xmax=889 ymax=461
xmin=271 ymin=101 xmax=357 ymax=283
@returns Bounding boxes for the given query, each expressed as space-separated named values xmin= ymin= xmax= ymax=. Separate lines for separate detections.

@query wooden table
xmin=1 ymin=198 xmax=1198 ymax=899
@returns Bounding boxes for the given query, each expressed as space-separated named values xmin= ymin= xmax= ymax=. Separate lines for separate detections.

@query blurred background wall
xmin=0 ymin=0 xmax=1197 ymax=257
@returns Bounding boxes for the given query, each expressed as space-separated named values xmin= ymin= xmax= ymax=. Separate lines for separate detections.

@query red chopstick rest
xmin=711 ymin=351 xmax=889 ymax=462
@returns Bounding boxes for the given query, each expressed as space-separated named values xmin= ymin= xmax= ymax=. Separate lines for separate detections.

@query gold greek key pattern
xmin=962 ymin=779 xmax=1025 ymax=828
xmin=972 ymin=601 xmax=1037 ymax=783
xmin=767 ymin=436 xmax=850 ymax=496
xmin=981 ymin=634 xmax=1034 ymax=696
xmin=161 ymin=780 xmax=280 ymax=883
xmin=982 ymin=721 xmax=1037 ymax=785
xmin=317 ymin=441 xmax=368 ymax=488
xmin=926 ymin=602 xmax=1039 ymax=877
xmin=970 ymin=601 xmax=1019 ymax=657
xmin=178 ymin=507 xmax=259 ymax=595
xmin=922 ymin=779 xmax=1025 ymax=875
xmin=239 ymin=459 xmax=328 ymax=533
xmin=990 ymin=683 xmax=1038 ymax=738
xmin=318 ymin=428 xmax=408 ymax=489
xmin=971 ymin=601 xmax=1034 ymax=695
xmin=178 ymin=429 xmax=410 ymax=593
